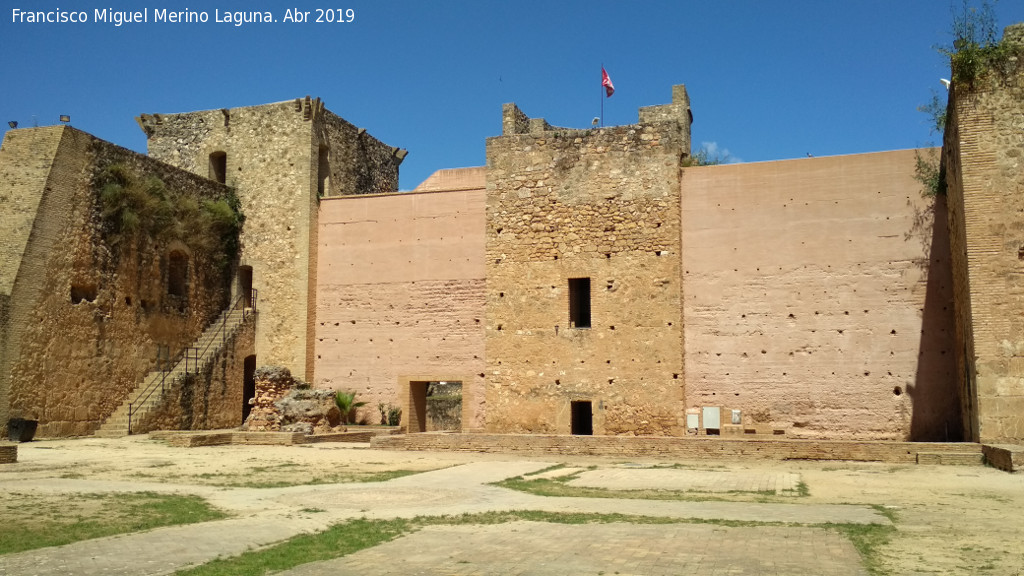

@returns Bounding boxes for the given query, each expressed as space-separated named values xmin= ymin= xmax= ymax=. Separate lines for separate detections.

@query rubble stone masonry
xmin=944 ymin=24 xmax=1024 ymax=443
xmin=484 ymin=87 xmax=690 ymax=435
xmin=0 ymin=127 xmax=232 ymax=436
xmin=139 ymin=98 xmax=402 ymax=382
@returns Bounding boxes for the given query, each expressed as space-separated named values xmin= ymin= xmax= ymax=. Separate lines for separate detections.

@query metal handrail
xmin=127 ymin=288 xmax=257 ymax=434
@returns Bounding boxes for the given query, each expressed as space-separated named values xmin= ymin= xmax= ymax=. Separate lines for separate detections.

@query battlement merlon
xmin=500 ymin=84 xmax=692 ymax=150
xmin=638 ymin=84 xmax=692 ymax=126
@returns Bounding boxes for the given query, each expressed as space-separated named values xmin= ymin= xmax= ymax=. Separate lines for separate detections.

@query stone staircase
xmin=95 ymin=306 xmax=255 ymax=438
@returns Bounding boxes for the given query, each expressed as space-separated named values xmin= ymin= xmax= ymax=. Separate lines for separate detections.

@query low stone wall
xmin=982 ymin=444 xmax=1024 ymax=473
xmin=0 ymin=443 xmax=16 ymax=463
xmin=370 ymin=433 xmax=983 ymax=465
xmin=160 ymin=431 xmax=308 ymax=447
xmin=308 ymin=428 xmax=400 ymax=443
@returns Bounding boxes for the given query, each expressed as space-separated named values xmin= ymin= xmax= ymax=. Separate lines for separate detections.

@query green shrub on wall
xmin=941 ymin=1 xmax=1017 ymax=87
xmin=96 ymin=163 xmax=244 ymax=274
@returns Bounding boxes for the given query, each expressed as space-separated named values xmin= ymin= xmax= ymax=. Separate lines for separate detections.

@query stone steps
xmin=916 ymin=451 xmax=984 ymax=466
xmin=94 ymin=308 xmax=253 ymax=438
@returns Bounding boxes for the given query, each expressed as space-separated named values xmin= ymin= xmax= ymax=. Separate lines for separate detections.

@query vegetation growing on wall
xmin=912 ymin=0 xmax=1014 ymax=198
xmin=914 ymin=149 xmax=946 ymax=198
xmin=941 ymin=0 xmax=1016 ymax=87
xmin=681 ymin=144 xmax=729 ymax=167
xmin=96 ymin=163 xmax=244 ymax=273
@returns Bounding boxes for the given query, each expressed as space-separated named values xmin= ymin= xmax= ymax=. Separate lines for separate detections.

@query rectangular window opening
xmin=569 ymin=277 xmax=591 ymax=329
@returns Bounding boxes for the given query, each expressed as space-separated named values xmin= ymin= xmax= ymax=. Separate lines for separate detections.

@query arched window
xmin=209 ymin=151 xmax=227 ymax=184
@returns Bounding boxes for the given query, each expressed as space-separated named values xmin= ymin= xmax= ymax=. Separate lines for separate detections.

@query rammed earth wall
xmin=681 ymin=151 xmax=960 ymax=441
xmin=315 ymin=187 xmax=486 ymax=429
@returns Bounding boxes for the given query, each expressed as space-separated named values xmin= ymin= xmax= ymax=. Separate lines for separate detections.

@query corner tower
xmin=139 ymin=97 xmax=404 ymax=381
xmin=943 ymin=24 xmax=1024 ymax=443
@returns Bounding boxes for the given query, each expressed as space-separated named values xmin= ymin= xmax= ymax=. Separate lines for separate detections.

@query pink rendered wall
xmin=681 ymin=150 xmax=960 ymax=441
xmin=315 ymin=188 xmax=486 ymax=428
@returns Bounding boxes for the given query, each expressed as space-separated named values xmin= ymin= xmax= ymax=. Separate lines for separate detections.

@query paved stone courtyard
xmin=0 ymin=436 xmax=1022 ymax=575
xmin=302 ymin=522 xmax=865 ymax=576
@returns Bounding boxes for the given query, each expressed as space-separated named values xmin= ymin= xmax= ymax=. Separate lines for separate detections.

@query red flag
xmin=602 ymin=67 xmax=615 ymax=97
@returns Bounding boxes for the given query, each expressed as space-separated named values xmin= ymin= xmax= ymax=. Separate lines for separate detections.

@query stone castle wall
xmin=140 ymin=98 xmax=401 ymax=383
xmin=944 ymin=24 xmax=1024 ymax=443
xmin=140 ymin=100 xmax=316 ymax=381
xmin=681 ymin=151 xmax=960 ymax=441
xmin=315 ymin=187 xmax=486 ymax=429
xmin=314 ymin=107 xmax=402 ymax=197
xmin=484 ymin=89 xmax=690 ymax=435
xmin=0 ymin=127 xmax=67 ymax=431
xmin=0 ymin=127 xmax=233 ymax=436
xmin=139 ymin=313 xmax=256 ymax=433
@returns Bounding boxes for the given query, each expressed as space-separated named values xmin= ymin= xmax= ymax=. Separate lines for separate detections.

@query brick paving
xmin=283 ymin=522 xmax=867 ymax=576
xmin=0 ymin=449 xmax=883 ymax=575
xmin=565 ymin=467 xmax=801 ymax=494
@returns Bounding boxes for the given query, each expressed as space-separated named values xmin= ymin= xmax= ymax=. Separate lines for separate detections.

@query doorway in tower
xmin=242 ymin=355 xmax=257 ymax=423
xmin=571 ymin=400 xmax=593 ymax=435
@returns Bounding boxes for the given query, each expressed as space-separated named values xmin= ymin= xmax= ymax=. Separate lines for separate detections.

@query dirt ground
xmin=2 ymin=435 xmax=1023 ymax=575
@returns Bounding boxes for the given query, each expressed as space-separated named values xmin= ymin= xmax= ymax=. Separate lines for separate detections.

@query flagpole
xmin=600 ymin=64 xmax=604 ymax=127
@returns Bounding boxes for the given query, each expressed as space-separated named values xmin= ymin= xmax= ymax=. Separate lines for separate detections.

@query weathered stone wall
xmin=241 ymin=365 xmax=340 ymax=433
xmin=139 ymin=313 xmax=256 ymax=433
xmin=681 ymin=151 xmax=959 ymax=441
xmin=315 ymin=184 xmax=486 ymax=429
xmin=943 ymin=24 xmax=1024 ymax=443
xmin=140 ymin=98 xmax=401 ymax=383
xmin=484 ymin=87 xmax=690 ymax=436
xmin=0 ymin=127 xmax=67 ymax=432
xmin=140 ymin=100 xmax=316 ymax=381
xmin=241 ymin=365 xmax=295 ymax=431
xmin=314 ymin=107 xmax=402 ymax=197
xmin=0 ymin=127 xmax=233 ymax=436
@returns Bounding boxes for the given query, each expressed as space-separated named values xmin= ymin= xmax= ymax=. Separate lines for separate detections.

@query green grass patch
xmin=125 ymin=468 xmax=421 ymax=489
xmin=827 ymin=522 xmax=897 ymax=576
xmin=0 ymin=492 xmax=227 ymax=555
xmin=174 ymin=509 xmax=894 ymax=575
xmin=493 ymin=474 xmax=803 ymax=504
xmin=217 ymin=468 xmax=420 ymax=489
xmin=794 ymin=480 xmax=810 ymax=497
xmin=174 ymin=517 xmax=413 ymax=576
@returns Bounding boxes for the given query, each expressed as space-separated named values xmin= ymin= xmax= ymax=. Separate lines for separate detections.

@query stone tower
xmin=139 ymin=97 xmax=404 ymax=381
xmin=484 ymin=85 xmax=691 ymax=434
xmin=943 ymin=24 xmax=1024 ymax=443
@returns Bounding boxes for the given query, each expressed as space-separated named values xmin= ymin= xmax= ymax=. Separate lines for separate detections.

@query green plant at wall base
xmin=378 ymin=402 xmax=402 ymax=426
xmin=388 ymin=405 xmax=402 ymax=426
xmin=335 ymin=390 xmax=367 ymax=425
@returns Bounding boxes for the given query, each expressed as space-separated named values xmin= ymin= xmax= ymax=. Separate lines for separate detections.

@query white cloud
xmin=697 ymin=141 xmax=742 ymax=164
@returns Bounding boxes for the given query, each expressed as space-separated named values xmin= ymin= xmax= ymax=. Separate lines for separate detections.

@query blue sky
xmin=2 ymin=1 xmax=1023 ymax=190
